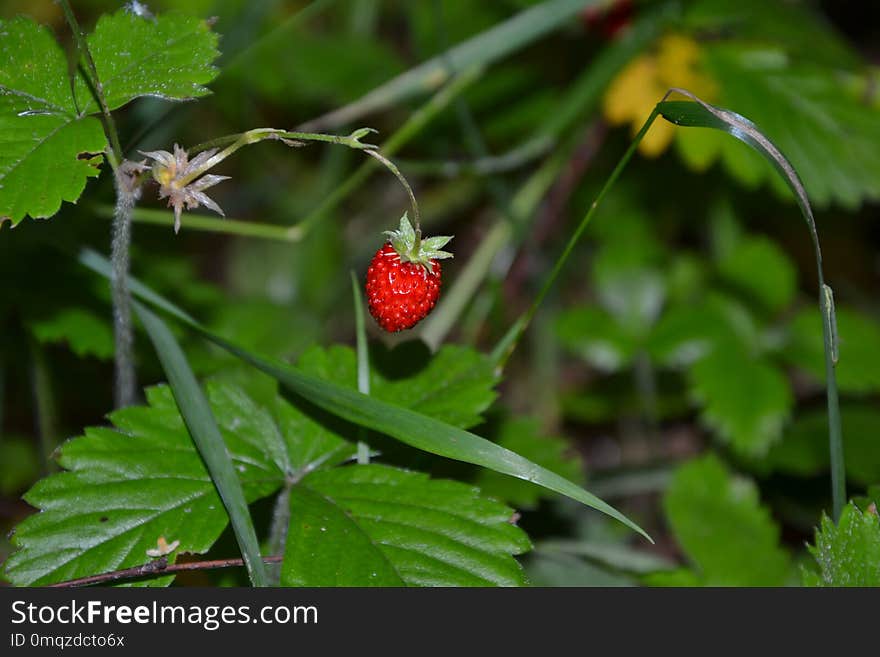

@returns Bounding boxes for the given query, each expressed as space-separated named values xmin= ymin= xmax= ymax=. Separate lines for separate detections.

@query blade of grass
xmin=80 ymin=249 xmax=650 ymax=542
xmin=490 ymin=88 xmax=844 ymax=519
xmin=656 ymin=90 xmax=844 ymax=519
xmin=133 ymin=302 xmax=268 ymax=587
xmin=300 ymin=0 xmax=605 ymax=130
xmin=351 ymin=270 xmax=371 ymax=464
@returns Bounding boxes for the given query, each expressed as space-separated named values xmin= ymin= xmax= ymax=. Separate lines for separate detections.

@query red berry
xmin=366 ymin=243 xmax=442 ymax=332
xmin=364 ymin=215 xmax=453 ymax=333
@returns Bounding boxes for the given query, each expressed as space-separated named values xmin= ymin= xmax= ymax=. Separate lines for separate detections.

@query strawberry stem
xmin=365 ymin=149 xmax=421 ymax=235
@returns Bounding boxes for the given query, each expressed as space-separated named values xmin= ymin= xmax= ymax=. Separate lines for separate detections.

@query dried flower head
xmin=139 ymin=144 xmax=229 ymax=233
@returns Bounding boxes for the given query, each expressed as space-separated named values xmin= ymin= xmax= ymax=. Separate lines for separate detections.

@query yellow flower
xmin=603 ymin=34 xmax=717 ymax=157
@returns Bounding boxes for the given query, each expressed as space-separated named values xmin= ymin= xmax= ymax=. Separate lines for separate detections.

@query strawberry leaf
xmin=690 ymin=345 xmax=792 ymax=457
xmin=802 ymin=502 xmax=880 ymax=587
xmin=281 ymin=464 xmax=530 ymax=586
xmin=73 ymin=10 xmax=221 ymax=114
xmin=0 ymin=17 xmax=106 ymax=224
xmin=30 ymin=308 xmax=114 ymax=360
xmin=2 ymin=383 xmax=285 ymax=587
xmin=661 ymin=455 xmax=791 ymax=586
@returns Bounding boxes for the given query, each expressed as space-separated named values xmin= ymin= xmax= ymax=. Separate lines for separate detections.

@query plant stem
xmin=295 ymin=68 xmax=482 ymax=236
xmin=365 ymin=150 xmax=421 ymax=235
xmin=49 ymin=555 xmax=284 ymax=588
xmin=111 ymin=169 xmax=139 ymax=408
xmin=59 ymin=0 xmax=137 ymax=408
xmin=187 ymin=128 xmax=376 ymax=159
xmin=491 ymin=108 xmax=661 ymax=367
xmin=351 ymin=271 xmax=372 ymax=464
xmin=821 ymin=286 xmax=844 ymax=520
xmin=93 ymin=205 xmax=304 ymax=242
xmin=57 ymin=0 xmax=123 ymax=168
xmin=265 ymin=486 xmax=291 ymax=585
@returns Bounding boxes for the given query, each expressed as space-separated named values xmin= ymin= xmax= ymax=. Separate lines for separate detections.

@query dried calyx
xmin=139 ymin=144 xmax=229 ymax=233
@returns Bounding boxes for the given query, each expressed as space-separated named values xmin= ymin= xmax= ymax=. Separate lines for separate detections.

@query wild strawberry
xmin=365 ymin=214 xmax=453 ymax=332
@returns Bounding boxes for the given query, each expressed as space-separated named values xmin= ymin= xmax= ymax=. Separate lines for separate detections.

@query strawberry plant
xmin=1 ymin=0 xmax=878 ymax=589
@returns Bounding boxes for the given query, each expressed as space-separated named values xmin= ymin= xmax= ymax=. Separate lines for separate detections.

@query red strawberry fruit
xmin=366 ymin=214 xmax=453 ymax=332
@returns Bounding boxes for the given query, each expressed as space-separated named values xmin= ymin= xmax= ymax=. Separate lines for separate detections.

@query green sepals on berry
xmin=384 ymin=213 xmax=453 ymax=275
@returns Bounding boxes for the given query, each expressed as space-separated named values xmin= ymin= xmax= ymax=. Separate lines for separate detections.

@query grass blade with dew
xmin=134 ymin=302 xmax=268 ymax=586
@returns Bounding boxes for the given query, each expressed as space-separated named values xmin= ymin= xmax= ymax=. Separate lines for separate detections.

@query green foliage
xmin=0 ymin=437 xmax=41 ymax=496
xmin=690 ymin=345 xmax=792 ymax=457
xmin=784 ymin=306 xmax=880 ymax=394
xmin=297 ymin=343 xmax=497 ymax=430
xmin=556 ymin=307 xmax=638 ymax=373
xmin=73 ymin=11 xmax=220 ymax=114
xmin=673 ymin=0 xmax=880 ymax=208
xmin=0 ymin=9 xmax=220 ymax=224
xmin=716 ymin=235 xmax=797 ymax=312
xmin=764 ymin=405 xmax=880 ymax=486
xmin=30 ymin=308 xmax=114 ymax=360
xmin=2 ymin=0 xmax=877 ymax=591
xmin=699 ymin=45 xmax=880 ymax=208
xmin=802 ymin=502 xmax=880 ymax=587
xmin=3 ymin=384 xmax=283 ymax=586
xmin=282 ymin=464 xmax=530 ymax=587
xmin=0 ymin=17 xmax=106 ymax=224
xmin=136 ymin=302 xmax=268 ymax=586
xmin=659 ymin=455 xmax=791 ymax=586
xmin=474 ymin=418 xmax=583 ymax=509
xmin=648 ymin=293 xmax=754 ymax=367
xmin=3 ymin=377 xmax=529 ymax=587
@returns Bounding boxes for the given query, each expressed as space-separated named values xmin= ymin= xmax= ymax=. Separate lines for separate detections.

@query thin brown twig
xmin=48 ymin=556 xmax=284 ymax=589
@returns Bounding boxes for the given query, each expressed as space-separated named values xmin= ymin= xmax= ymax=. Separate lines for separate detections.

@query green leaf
xmin=135 ymin=303 xmax=268 ymax=586
xmin=73 ymin=10 xmax=221 ymax=113
xmin=221 ymin=342 xmax=650 ymax=540
xmin=79 ymin=248 xmax=651 ymax=541
xmin=282 ymin=464 xmax=530 ymax=586
xmin=643 ymin=568 xmax=703 ymax=587
xmin=648 ymin=293 xmax=757 ymax=367
xmin=784 ymin=306 xmax=880 ymax=395
xmin=683 ymin=0 xmax=861 ymax=69
xmin=717 ymin=235 xmax=797 ymax=312
xmin=0 ymin=17 xmax=106 ymax=224
xmin=592 ymin=243 xmax=666 ymax=335
xmin=764 ymin=405 xmax=880 ymax=486
xmin=663 ymin=455 xmax=791 ymax=586
xmin=802 ymin=502 xmax=880 ymax=587
xmin=682 ymin=43 xmax=880 ymax=208
xmin=297 ymin=344 xmax=497 ymax=430
xmin=2 ymin=383 xmax=284 ymax=587
xmin=690 ymin=345 xmax=792 ymax=457
xmin=475 ymin=418 xmax=583 ymax=510
xmin=30 ymin=308 xmax=114 ymax=360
